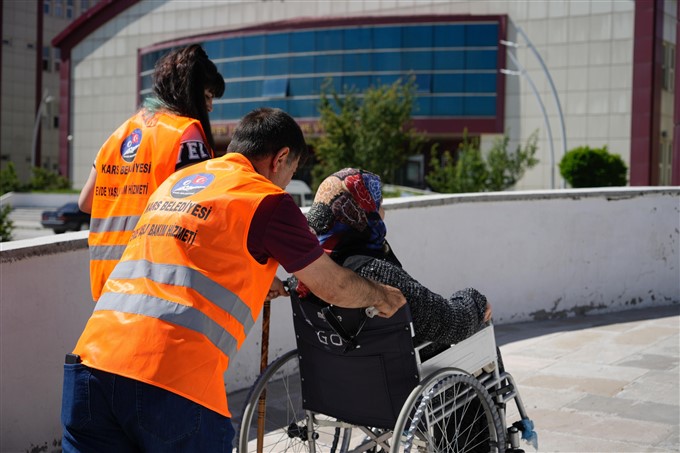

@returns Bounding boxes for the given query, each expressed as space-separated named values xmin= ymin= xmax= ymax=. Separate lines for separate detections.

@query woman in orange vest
xmin=61 ymin=108 xmax=406 ymax=452
xmin=78 ymin=44 xmax=225 ymax=302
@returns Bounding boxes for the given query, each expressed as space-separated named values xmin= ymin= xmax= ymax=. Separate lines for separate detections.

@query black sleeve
xmin=354 ymin=258 xmax=488 ymax=345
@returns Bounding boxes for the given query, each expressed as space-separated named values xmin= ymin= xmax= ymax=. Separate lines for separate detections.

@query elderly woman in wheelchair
xmin=238 ymin=169 xmax=537 ymax=453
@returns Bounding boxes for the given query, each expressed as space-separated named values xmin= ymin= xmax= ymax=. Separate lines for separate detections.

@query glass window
xmin=433 ymin=74 xmax=464 ymax=93
xmin=54 ymin=0 xmax=63 ymax=18
xmin=432 ymin=96 xmax=463 ymax=116
xmin=433 ymin=51 xmax=466 ymax=70
xmin=203 ymin=40 xmax=223 ymax=59
xmin=402 ymin=51 xmax=432 ymax=71
xmin=242 ymin=59 xmax=264 ymax=77
xmin=262 ymin=78 xmax=288 ymax=98
xmin=224 ymin=37 xmax=243 ymax=58
xmin=465 ymin=24 xmax=499 ymax=46
xmin=414 ymin=74 xmax=431 ymax=93
xmin=434 ymin=25 xmax=465 ymax=47
xmin=344 ymin=27 xmax=372 ymax=50
xmin=374 ymin=26 xmax=401 ymax=49
xmin=266 ymin=33 xmax=289 ymax=54
xmin=44 ymin=0 xmax=51 ymax=15
xmin=315 ymin=54 xmax=343 ymax=73
xmin=465 ymin=50 xmax=498 ymax=70
xmin=464 ymin=73 xmax=496 ymax=93
xmin=221 ymin=61 xmax=242 ymax=79
xmin=463 ymin=96 xmax=496 ymax=116
xmin=402 ymin=25 xmax=432 ymax=48
xmin=243 ymin=35 xmax=265 ymax=57
xmin=373 ymin=51 xmax=401 ymax=71
xmin=141 ymin=74 xmax=153 ymax=91
xmin=290 ymin=31 xmax=315 ymax=53
xmin=265 ymin=56 xmax=288 ymax=76
xmin=289 ymin=55 xmax=314 ymax=75
xmin=316 ymin=29 xmax=344 ymax=52
xmin=43 ymin=46 xmax=50 ymax=71
xmin=412 ymin=97 xmax=431 ymax=116
xmin=66 ymin=0 xmax=73 ymax=19
xmin=343 ymin=52 xmax=371 ymax=72
xmin=289 ymin=77 xmax=316 ymax=97
xmin=80 ymin=0 xmax=89 ymax=13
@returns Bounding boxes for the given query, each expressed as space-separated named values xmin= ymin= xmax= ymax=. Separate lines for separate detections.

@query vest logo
xmin=120 ymin=128 xmax=143 ymax=163
xmin=171 ymin=173 xmax=215 ymax=198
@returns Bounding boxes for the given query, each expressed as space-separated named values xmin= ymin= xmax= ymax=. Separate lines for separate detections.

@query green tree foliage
xmin=312 ymin=77 xmax=424 ymax=187
xmin=559 ymin=145 xmax=627 ymax=188
xmin=0 ymin=203 xmax=14 ymax=242
xmin=426 ymin=131 xmax=539 ymax=193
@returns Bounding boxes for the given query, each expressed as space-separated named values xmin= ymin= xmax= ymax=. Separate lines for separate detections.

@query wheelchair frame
xmin=238 ymin=295 xmax=535 ymax=453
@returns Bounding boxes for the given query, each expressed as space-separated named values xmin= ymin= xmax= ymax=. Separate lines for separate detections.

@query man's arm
xmin=78 ymin=166 xmax=97 ymax=214
xmin=294 ymin=252 xmax=405 ymax=318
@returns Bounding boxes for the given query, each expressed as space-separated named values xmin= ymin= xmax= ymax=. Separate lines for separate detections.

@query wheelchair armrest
xmin=419 ymin=323 xmax=498 ymax=377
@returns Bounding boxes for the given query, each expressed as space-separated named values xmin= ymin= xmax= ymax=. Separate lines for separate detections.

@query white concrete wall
xmin=1 ymin=188 xmax=679 ymax=452
xmin=67 ymin=0 xmax=646 ymax=191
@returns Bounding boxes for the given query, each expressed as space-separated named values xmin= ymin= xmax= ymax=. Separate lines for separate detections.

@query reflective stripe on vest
xmin=109 ymin=259 xmax=255 ymax=333
xmin=89 ymin=245 xmax=127 ymax=262
xmin=95 ymin=292 xmax=238 ymax=359
xmin=90 ymin=215 xmax=141 ymax=233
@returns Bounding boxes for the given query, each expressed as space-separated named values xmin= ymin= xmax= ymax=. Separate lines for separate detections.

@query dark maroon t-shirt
xmin=247 ymin=193 xmax=324 ymax=273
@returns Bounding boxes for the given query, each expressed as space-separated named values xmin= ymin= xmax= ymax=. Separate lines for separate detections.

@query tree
xmin=0 ymin=203 xmax=13 ymax=242
xmin=559 ymin=145 xmax=627 ymax=188
xmin=426 ymin=131 xmax=539 ymax=193
xmin=311 ymin=77 xmax=424 ymax=187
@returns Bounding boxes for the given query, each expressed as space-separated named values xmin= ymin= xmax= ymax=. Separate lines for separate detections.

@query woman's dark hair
xmin=227 ymin=108 xmax=309 ymax=166
xmin=152 ymin=44 xmax=225 ymax=149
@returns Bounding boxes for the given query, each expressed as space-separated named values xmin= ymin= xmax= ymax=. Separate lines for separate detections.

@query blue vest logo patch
xmin=120 ymin=128 xmax=143 ymax=163
xmin=171 ymin=173 xmax=215 ymax=198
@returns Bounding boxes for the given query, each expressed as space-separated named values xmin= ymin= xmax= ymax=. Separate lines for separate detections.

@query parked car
xmin=41 ymin=202 xmax=90 ymax=234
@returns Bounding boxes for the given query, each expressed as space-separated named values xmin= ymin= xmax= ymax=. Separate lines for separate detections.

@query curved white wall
xmin=1 ymin=188 xmax=678 ymax=451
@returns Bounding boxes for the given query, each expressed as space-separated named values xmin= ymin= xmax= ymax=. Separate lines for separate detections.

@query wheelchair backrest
xmin=290 ymin=290 xmax=421 ymax=429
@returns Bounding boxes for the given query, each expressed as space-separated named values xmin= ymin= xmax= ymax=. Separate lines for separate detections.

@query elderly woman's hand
xmin=483 ymin=302 xmax=493 ymax=323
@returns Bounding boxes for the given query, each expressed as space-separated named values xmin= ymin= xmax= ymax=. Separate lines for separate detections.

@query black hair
xmin=152 ymin=44 xmax=225 ymax=149
xmin=227 ymin=108 xmax=308 ymax=165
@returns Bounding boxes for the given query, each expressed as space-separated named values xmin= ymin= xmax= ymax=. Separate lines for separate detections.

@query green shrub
xmin=426 ymin=131 xmax=539 ymax=193
xmin=559 ymin=145 xmax=627 ymax=188
xmin=0 ymin=203 xmax=14 ymax=242
xmin=0 ymin=162 xmax=22 ymax=194
xmin=29 ymin=167 xmax=71 ymax=191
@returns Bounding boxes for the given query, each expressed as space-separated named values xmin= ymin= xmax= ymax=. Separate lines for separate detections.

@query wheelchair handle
xmin=365 ymin=306 xmax=379 ymax=318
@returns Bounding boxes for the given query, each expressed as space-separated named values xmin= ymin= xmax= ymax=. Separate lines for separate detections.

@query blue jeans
xmin=61 ymin=363 xmax=235 ymax=452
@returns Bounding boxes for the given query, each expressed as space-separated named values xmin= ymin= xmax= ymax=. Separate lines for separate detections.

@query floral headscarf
xmin=306 ymin=168 xmax=386 ymax=259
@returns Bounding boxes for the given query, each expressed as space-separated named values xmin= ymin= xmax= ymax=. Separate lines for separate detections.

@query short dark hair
xmin=152 ymin=44 xmax=225 ymax=149
xmin=227 ymin=108 xmax=308 ymax=165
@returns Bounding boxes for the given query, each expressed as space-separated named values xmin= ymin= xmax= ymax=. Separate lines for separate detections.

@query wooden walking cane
xmin=256 ymin=299 xmax=271 ymax=453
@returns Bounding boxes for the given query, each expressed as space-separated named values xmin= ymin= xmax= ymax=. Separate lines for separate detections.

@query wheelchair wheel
xmin=390 ymin=369 xmax=505 ymax=453
xmin=238 ymin=349 xmax=351 ymax=453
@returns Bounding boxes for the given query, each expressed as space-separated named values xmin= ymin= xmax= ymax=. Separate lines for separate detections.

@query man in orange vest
xmin=61 ymin=107 xmax=406 ymax=452
xmin=78 ymin=44 xmax=225 ymax=302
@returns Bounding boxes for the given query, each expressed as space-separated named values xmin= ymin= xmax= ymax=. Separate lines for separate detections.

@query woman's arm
xmin=354 ymin=258 xmax=489 ymax=345
xmin=78 ymin=166 xmax=97 ymax=213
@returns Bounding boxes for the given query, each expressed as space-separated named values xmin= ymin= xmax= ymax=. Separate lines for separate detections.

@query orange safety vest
xmin=74 ymin=153 xmax=282 ymax=417
xmin=88 ymin=110 xmax=211 ymax=302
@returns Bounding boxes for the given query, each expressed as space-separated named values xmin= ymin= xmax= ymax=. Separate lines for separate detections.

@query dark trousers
xmin=61 ymin=363 xmax=235 ymax=452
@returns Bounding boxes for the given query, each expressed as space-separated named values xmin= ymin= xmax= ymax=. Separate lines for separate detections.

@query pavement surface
xmin=230 ymin=304 xmax=679 ymax=453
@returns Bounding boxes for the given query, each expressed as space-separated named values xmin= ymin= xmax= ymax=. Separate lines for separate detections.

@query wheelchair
xmin=238 ymin=288 xmax=537 ymax=453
